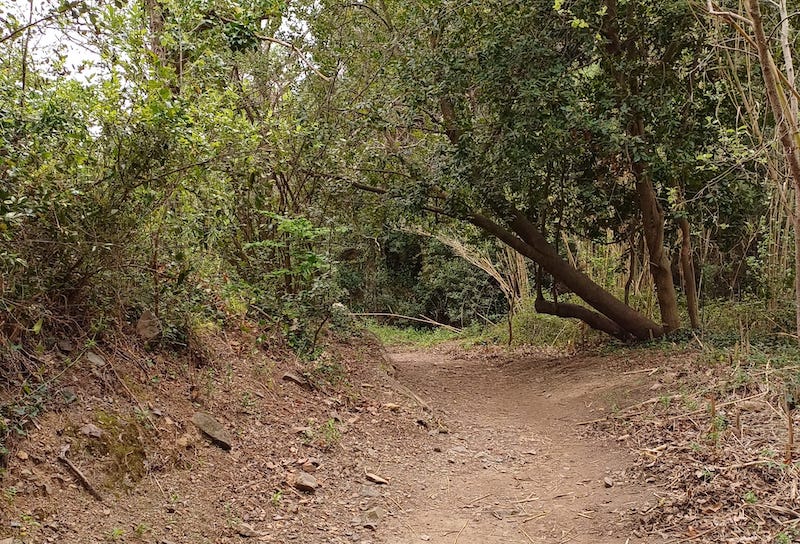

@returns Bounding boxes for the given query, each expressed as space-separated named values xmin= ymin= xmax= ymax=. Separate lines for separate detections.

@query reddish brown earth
xmin=372 ymin=347 xmax=660 ymax=544
xmin=0 ymin=338 xmax=670 ymax=544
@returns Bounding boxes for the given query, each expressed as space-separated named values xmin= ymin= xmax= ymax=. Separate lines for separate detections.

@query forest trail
xmin=1 ymin=340 xmax=673 ymax=544
xmin=375 ymin=347 xmax=659 ymax=544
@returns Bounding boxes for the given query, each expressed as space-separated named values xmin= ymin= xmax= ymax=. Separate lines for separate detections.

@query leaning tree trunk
xmin=631 ymin=153 xmax=682 ymax=333
xmin=437 ymin=76 xmax=663 ymax=340
xmin=468 ymin=210 xmax=663 ymax=340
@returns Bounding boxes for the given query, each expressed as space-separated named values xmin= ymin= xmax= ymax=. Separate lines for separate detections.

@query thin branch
xmin=705 ymin=1 xmax=800 ymax=105
xmin=349 ymin=312 xmax=461 ymax=332
xmin=253 ymin=33 xmax=331 ymax=81
xmin=0 ymin=1 xmax=82 ymax=44
xmin=344 ymin=2 xmax=393 ymax=31
xmin=350 ymin=181 xmax=452 ymax=216
xmin=706 ymin=0 xmax=753 ymax=26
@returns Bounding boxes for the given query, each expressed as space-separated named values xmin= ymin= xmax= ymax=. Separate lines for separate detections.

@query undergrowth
xmin=365 ymin=322 xmax=466 ymax=347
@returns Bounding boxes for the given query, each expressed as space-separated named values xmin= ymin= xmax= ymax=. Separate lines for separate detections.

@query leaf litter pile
xmin=588 ymin=348 xmax=800 ymax=543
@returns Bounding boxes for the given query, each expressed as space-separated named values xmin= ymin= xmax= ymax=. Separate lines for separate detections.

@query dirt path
xmin=2 ymin=340 xmax=670 ymax=544
xmin=372 ymin=347 xmax=659 ymax=544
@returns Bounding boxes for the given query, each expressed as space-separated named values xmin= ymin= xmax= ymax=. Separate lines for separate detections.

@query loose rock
xmin=361 ymin=506 xmax=385 ymax=530
xmin=59 ymin=388 xmax=77 ymax=405
xmin=136 ymin=309 xmax=162 ymax=341
xmin=604 ymin=477 xmax=614 ymax=488
xmin=80 ymin=423 xmax=103 ymax=439
xmin=176 ymin=433 xmax=193 ymax=449
xmin=360 ymin=485 xmax=380 ymax=498
xmin=294 ymin=471 xmax=318 ymax=493
xmin=364 ymin=469 xmax=388 ymax=485
xmin=282 ymin=371 xmax=308 ymax=387
xmin=86 ymin=351 xmax=105 ymax=366
xmin=191 ymin=412 xmax=233 ymax=450
xmin=237 ymin=523 xmax=265 ymax=537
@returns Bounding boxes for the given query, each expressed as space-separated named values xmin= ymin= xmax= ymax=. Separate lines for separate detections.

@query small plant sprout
xmin=107 ymin=527 xmax=125 ymax=541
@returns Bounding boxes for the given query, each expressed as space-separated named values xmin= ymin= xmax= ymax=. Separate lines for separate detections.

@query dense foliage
xmin=1 ymin=0 xmax=799 ymax=347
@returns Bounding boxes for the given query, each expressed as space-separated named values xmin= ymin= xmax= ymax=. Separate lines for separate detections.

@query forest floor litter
xmin=1 ymin=333 xmax=797 ymax=543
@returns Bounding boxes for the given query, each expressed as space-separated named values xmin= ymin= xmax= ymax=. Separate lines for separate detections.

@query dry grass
xmin=588 ymin=349 xmax=800 ymax=542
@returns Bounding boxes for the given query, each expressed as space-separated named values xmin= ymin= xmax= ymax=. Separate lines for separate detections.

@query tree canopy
xmin=0 ymin=0 xmax=798 ymax=345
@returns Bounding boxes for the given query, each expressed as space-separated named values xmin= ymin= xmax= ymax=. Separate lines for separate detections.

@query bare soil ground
xmin=3 ymin=335 xmax=794 ymax=544
xmin=372 ymin=346 xmax=662 ymax=544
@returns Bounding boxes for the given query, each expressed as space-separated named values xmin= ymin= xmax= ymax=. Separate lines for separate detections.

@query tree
xmin=309 ymin=0 xmax=725 ymax=339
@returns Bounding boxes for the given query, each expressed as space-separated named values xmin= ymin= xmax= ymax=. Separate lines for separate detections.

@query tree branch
xmin=1 ymin=1 xmax=83 ymax=44
xmin=253 ymin=33 xmax=332 ymax=81
xmin=534 ymin=297 xmax=628 ymax=340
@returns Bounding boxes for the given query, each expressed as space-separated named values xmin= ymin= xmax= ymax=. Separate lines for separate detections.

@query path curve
xmin=374 ymin=347 xmax=658 ymax=544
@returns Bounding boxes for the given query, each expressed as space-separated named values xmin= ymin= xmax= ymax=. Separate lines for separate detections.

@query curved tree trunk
xmin=468 ymin=210 xmax=663 ymax=340
xmin=633 ymin=158 xmax=681 ymax=333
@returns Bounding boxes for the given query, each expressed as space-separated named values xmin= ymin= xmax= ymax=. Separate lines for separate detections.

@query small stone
xmin=364 ymin=469 xmax=388 ymax=485
xmin=361 ymin=506 xmax=385 ymax=530
xmin=294 ymin=472 xmax=318 ymax=493
xmin=603 ymin=477 xmax=614 ymax=488
xmin=237 ymin=523 xmax=265 ymax=537
xmin=383 ymin=403 xmax=401 ymax=412
xmin=661 ymin=372 xmax=678 ymax=384
xmin=282 ymin=371 xmax=308 ymax=387
xmin=56 ymin=339 xmax=75 ymax=353
xmin=80 ymin=423 xmax=103 ymax=439
xmin=59 ymin=388 xmax=77 ymax=405
xmin=176 ymin=434 xmax=192 ymax=449
xmin=191 ymin=412 xmax=233 ymax=450
xmin=86 ymin=351 xmax=105 ymax=366
xmin=360 ymin=485 xmax=380 ymax=498
xmin=136 ymin=310 xmax=162 ymax=341
xmin=420 ymin=535 xmax=431 ymax=541
xmin=16 ymin=450 xmax=28 ymax=461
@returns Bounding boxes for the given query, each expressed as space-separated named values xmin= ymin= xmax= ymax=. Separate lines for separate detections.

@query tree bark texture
xmin=678 ymin=217 xmax=700 ymax=329
xmin=601 ymin=0 xmax=682 ymax=333
xmin=468 ymin=210 xmax=662 ymax=340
